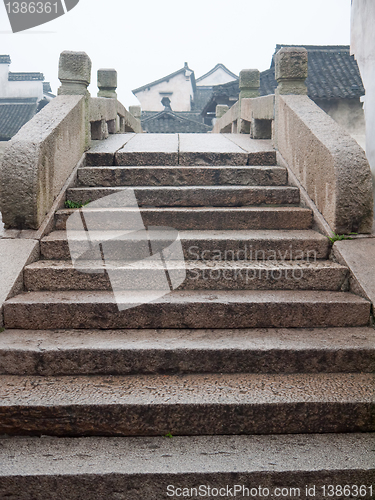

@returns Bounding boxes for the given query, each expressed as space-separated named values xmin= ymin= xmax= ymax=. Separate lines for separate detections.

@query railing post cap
xmin=239 ymin=69 xmax=260 ymax=89
xmin=129 ymin=105 xmax=141 ymax=119
xmin=275 ymin=47 xmax=308 ymax=81
xmin=58 ymin=51 xmax=91 ymax=85
xmin=97 ymin=68 xmax=117 ymax=89
xmin=215 ymin=104 xmax=229 ymax=119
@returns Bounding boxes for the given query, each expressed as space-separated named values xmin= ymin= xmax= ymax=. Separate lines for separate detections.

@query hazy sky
xmin=0 ymin=0 xmax=352 ymax=106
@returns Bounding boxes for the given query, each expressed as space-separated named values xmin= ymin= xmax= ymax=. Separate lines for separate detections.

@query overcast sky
xmin=0 ymin=0 xmax=352 ymax=106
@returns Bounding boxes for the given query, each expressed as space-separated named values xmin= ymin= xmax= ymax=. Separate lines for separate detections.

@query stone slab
xmin=0 ymin=239 xmax=39 ymax=327
xmin=41 ymin=229 xmax=330 ymax=261
xmin=115 ymin=134 xmax=179 ymax=166
xmin=0 ymin=372 xmax=373 ymax=435
xmin=179 ymin=134 xmax=248 ymax=165
xmin=1 ymin=327 xmax=373 ymax=376
xmin=86 ymin=134 xmax=135 ymax=166
xmin=3 ymin=289 xmax=370 ymax=329
xmin=24 ymin=259 xmax=347 ymax=292
xmin=0 ymin=434 xmax=373 ymax=499
xmin=67 ymin=185 xmax=300 ymax=207
xmin=77 ymin=166 xmax=288 ymax=187
xmin=333 ymin=237 xmax=375 ymax=304
xmin=54 ymin=207 xmax=313 ymax=231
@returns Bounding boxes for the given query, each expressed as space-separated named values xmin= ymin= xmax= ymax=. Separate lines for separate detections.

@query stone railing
xmin=212 ymin=47 xmax=373 ymax=234
xmin=0 ymin=51 xmax=142 ymax=231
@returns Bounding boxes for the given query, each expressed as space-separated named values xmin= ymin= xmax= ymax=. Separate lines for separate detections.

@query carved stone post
xmin=275 ymin=47 xmax=308 ymax=95
xmin=97 ymin=68 xmax=117 ymax=98
xmin=57 ymin=50 xmax=91 ymax=147
xmin=58 ymin=51 xmax=91 ymax=96
xmin=239 ymin=69 xmax=260 ymax=99
xmin=215 ymin=104 xmax=229 ymax=119
xmin=129 ymin=105 xmax=141 ymax=120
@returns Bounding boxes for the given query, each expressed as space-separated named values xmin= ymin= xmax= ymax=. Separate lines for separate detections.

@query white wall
xmin=0 ymin=64 xmax=43 ymax=100
xmin=135 ymin=72 xmax=194 ymax=112
xmin=351 ymin=0 xmax=375 ymax=176
xmin=197 ymin=67 xmax=237 ymax=86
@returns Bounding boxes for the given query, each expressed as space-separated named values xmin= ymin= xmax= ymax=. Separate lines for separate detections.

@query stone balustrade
xmin=212 ymin=47 xmax=373 ymax=234
xmin=0 ymin=50 xmax=142 ymax=230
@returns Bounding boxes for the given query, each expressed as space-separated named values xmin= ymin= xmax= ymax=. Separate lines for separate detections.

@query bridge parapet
xmin=0 ymin=51 xmax=141 ymax=231
xmin=212 ymin=47 xmax=373 ymax=234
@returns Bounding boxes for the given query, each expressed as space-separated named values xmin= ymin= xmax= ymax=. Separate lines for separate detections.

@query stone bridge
xmin=0 ymin=49 xmax=374 ymax=497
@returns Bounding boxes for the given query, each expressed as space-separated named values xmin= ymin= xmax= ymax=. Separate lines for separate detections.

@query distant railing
xmin=212 ymin=47 xmax=373 ymax=234
xmin=0 ymin=51 xmax=142 ymax=230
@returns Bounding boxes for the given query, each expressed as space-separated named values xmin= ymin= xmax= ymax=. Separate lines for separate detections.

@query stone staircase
xmin=0 ymin=135 xmax=374 ymax=498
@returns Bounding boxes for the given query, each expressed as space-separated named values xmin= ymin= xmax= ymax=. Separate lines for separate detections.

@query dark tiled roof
xmin=141 ymin=110 xmax=211 ymax=133
xmin=8 ymin=72 xmax=44 ymax=81
xmin=0 ymin=98 xmax=37 ymax=140
xmin=132 ymin=64 xmax=196 ymax=94
xmin=193 ymin=88 xmax=214 ymax=111
xmin=270 ymin=45 xmax=364 ymax=99
xmin=0 ymin=55 xmax=11 ymax=64
xmin=43 ymin=82 xmax=52 ymax=93
xmin=196 ymin=63 xmax=238 ymax=84
xmin=202 ymin=45 xmax=365 ymax=117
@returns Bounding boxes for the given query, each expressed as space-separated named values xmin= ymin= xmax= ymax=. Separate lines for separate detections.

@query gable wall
xmin=197 ymin=67 xmax=237 ymax=86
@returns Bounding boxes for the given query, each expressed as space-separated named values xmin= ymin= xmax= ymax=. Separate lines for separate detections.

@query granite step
xmin=24 ymin=260 xmax=348 ymax=292
xmin=3 ymin=290 xmax=370 ymax=330
xmin=66 ymin=185 xmax=300 ymax=207
xmin=1 ymin=327 xmax=374 ymax=376
xmin=77 ymin=165 xmax=288 ymax=187
xmin=0 ymin=372 xmax=373 ymax=436
xmin=41 ymin=229 xmax=330 ymax=261
xmin=54 ymin=207 xmax=313 ymax=231
xmin=0 ymin=434 xmax=374 ymax=499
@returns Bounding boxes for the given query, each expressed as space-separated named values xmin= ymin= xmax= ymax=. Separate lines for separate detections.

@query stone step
xmin=41 ymin=229 xmax=330 ymax=261
xmin=3 ymin=290 xmax=370 ymax=330
xmin=66 ymin=185 xmax=300 ymax=207
xmin=55 ymin=207 xmax=313 ymax=231
xmin=77 ymin=165 xmax=288 ymax=187
xmin=0 ymin=372 xmax=373 ymax=436
xmin=1 ymin=327 xmax=374 ymax=376
xmin=24 ymin=260 xmax=348 ymax=292
xmin=1 ymin=434 xmax=374 ymax=499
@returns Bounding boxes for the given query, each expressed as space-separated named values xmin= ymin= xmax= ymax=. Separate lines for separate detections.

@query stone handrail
xmin=0 ymin=51 xmax=142 ymax=231
xmin=211 ymin=47 xmax=373 ymax=234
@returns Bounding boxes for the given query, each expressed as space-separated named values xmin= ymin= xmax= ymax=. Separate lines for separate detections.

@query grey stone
xmin=86 ymin=134 xmax=135 ymax=166
xmin=58 ymin=51 xmax=91 ymax=96
xmin=3 ymin=289 xmax=370 ymax=329
xmin=77 ymin=165 xmax=288 ymax=187
xmin=54 ymin=206 xmax=313 ymax=231
xmin=215 ymin=105 xmax=229 ymax=118
xmin=0 ymin=434 xmax=373 ymax=499
xmin=1 ymin=327 xmax=374 ymax=376
xmin=129 ymin=105 xmax=141 ymax=120
xmin=66 ymin=185 xmax=301 ymax=207
xmin=275 ymin=47 xmax=308 ymax=95
xmin=116 ymin=134 xmax=178 ymax=166
xmin=239 ymin=69 xmax=260 ymax=98
xmin=0 ymin=239 xmax=39 ymax=326
xmin=41 ymin=229 xmax=330 ymax=261
xmin=97 ymin=68 xmax=117 ymax=99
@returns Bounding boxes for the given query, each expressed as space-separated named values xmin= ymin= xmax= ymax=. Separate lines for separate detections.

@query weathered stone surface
xmin=67 ymin=185 xmax=300 ymax=207
xmin=3 ymin=290 xmax=370 ymax=330
xmin=275 ymin=47 xmax=308 ymax=95
xmin=0 ymin=372 xmax=373 ymax=435
xmin=0 ymin=434 xmax=373 ymax=499
xmin=276 ymin=95 xmax=373 ymax=233
xmin=86 ymin=134 xmax=135 ymax=166
xmin=97 ymin=68 xmax=117 ymax=99
xmin=223 ymin=135 xmax=276 ymax=165
xmin=0 ymin=95 xmax=86 ymax=230
xmin=333 ymin=237 xmax=375 ymax=303
xmin=54 ymin=207 xmax=313 ymax=231
xmin=179 ymin=133 xmax=248 ymax=165
xmin=77 ymin=165 xmax=288 ymax=187
xmin=115 ymin=134 xmax=178 ymax=166
xmin=239 ymin=69 xmax=260 ymax=98
xmin=1 ymin=327 xmax=374 ymax=376
xmin=41 ymin=229 xmax=330 ymax=261
xmin=215 ymin=105 xmax=229 ymax=119
xmin=128 ymin=105 xmax=141 ymax=119
xmin=58 ymin=51 xmax=91 ymax=96
xmin=0 ymin=240 xmax=39 ymax=326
